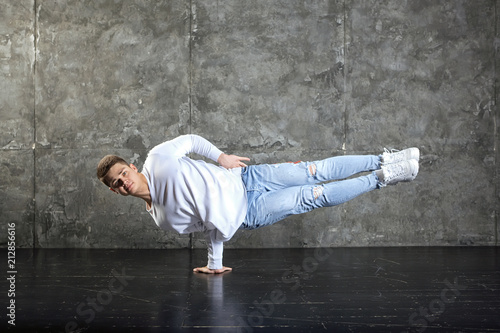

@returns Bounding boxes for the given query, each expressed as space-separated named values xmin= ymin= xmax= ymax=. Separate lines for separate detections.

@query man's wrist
xmin=217 ymin=153 xmax=225 ymax=164
xmin=207 ymin=258 xmax=223 ymax=270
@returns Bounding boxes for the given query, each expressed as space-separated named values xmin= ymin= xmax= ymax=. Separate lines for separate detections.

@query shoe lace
xmin=382 ymin=148 xmax=403 ymax=164
xmin=384 ymin=148 xmax=404 ymax=158
xmin=383 ymin=148 xmax=400 ymax=154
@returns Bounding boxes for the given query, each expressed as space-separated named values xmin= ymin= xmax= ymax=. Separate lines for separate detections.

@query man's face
xmin=105 ymin=163 xmax=143 ymax=196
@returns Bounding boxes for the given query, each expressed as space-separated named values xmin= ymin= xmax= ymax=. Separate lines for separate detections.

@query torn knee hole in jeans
xmin=308 ymin=164 xmax=317 ymax=176
xmin=313 ymin=186 xmax=324 ymax=200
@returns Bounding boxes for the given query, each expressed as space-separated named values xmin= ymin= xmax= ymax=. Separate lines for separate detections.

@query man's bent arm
xmin=183 ymin=135 xmax=249 ymax=169
xmin=151 ymin=134 xmax=223 ymax=162
xmin=188 ymin=135 xmax=224 ymax=162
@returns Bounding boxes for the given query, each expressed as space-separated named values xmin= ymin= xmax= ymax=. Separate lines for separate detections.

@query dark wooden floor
xmin=2 ymin=247 xmax=499 ymax=332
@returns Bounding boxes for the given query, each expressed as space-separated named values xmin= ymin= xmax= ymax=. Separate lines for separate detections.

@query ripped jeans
xmin=240 ymin=155 xmax=381 ymax=230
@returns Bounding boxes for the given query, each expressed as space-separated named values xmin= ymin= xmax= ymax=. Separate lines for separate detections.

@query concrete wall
xmin=1 ymin=0 xmax=498 ymax=249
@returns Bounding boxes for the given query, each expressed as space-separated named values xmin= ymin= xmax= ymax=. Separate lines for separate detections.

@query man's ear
xmin=130 ymin=164 xmax=138 ymax=172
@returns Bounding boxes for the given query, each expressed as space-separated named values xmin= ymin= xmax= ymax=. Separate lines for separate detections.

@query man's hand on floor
xmin=193 ymin=266 xmax=232 ymax=274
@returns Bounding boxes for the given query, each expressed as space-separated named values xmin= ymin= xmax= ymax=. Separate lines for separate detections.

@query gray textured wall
xmin=1 ymin=0 xmax=498 ymax=249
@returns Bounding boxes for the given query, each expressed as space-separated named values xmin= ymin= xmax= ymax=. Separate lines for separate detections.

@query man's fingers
xmin=193 ymin=266 xmax=232 ymax=274
xmin=236 ymin=156 xmax=250 ymax=168
xmin=193 ymin=266 xmax=213 ymax=273
xmin=214 ymin=266 xmax=232 ymax=274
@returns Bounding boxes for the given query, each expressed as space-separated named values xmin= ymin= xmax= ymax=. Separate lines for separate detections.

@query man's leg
xmin=242 ymin=173 xmax=379 ymax=229
xmin=241 ymin=155 xmax=380 ymax=192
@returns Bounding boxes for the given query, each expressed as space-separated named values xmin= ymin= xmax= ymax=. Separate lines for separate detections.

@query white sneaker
xmin=376 ymin=159 xmax=419 ymax=186
xmin=381 ymin=148 xmax=420 ymax=164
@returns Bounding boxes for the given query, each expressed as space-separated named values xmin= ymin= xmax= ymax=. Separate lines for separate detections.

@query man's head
xmin=97 ymin=155 xmax=129 ymax=187
xmin=97 ymin=155 xmax=147 ymax=197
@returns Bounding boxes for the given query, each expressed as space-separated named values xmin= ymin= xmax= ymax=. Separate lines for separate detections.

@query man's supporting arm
xmin=193 ymin=229 xmax=232 ymax=274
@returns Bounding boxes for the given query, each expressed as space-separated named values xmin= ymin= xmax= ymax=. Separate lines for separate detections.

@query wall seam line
xmin=343 ymin=0 xmax=348 ymax=155
xmin=188 ymin=0 xmax=193 ymax=250
xmin=189 ymin=0 xmax=193 ymax=136
xmin=495 ymin=0 xmax=498 ymax=246
xmin=32 ymin=0 xmax=38 ymax=250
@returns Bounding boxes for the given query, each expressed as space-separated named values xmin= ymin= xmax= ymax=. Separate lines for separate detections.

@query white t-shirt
xmin=141 ymin=135 xmax=248 ymax=269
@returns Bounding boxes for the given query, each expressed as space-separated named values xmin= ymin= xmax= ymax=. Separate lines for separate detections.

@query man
xmin=97 ymin=134 xmax=419 ymax=274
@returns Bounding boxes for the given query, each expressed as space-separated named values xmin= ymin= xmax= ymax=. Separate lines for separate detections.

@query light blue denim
xmin=240 ymin=155 xmax=381 ymax=230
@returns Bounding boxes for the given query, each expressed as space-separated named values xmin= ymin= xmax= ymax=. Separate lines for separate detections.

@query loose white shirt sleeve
xmin=141 ymin=135 xmax=248 ymax=269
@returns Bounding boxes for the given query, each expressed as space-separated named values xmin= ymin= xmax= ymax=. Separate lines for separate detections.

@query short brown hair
xmin=97 ymin=155 xmax=129 ymax=187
